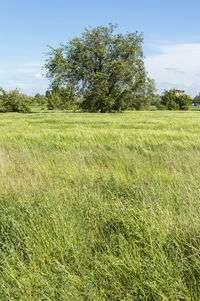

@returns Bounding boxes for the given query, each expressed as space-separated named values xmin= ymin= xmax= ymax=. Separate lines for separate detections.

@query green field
xmin=1 ymin=110 xmax=200 ymax=300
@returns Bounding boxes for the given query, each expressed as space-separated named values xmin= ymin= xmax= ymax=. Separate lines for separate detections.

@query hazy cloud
xmin=35 ymin=73 xmax=44 ymax=79
xmin=164 ymin=68 xmax=185 ymax=74
xmin=0 ymin=62 xmax=48 ymax=95
xmin=145 ymin=42 xmax=200 ymax=96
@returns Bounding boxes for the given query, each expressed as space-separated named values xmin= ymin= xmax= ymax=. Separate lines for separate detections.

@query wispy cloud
xmin=0 ymin=62 xmax=48 ymax=95
xmin=145 ymin=42 xmax=200 ymax=96
xmin=35 ymin=73 xmax=44 ymax=80
xmin=164 ymin=68 xmax=185 ymax=74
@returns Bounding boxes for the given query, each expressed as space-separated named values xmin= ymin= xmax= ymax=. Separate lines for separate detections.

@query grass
xmin=1 ymin=110 xmax=200 ymax=300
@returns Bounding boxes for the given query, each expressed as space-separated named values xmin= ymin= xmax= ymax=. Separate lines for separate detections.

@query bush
xmin=34 ymin=93 xmax=47 ymax=106
xmin=193 ymin=93 xmax=200 ymax=105
xmin=0 ymin=88 xmax=31 ymax=113
xmin=46 ymin=86 xmax=75 ymax=110
xmin=157 ymin=89 xmax=192 ymax=110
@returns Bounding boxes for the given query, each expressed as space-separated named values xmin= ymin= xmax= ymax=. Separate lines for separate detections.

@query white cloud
xmin=35 ymin=73 xmax=44 ymax=79
xmin=145 ymin=42 xmax=200 ymax=96
xmin=0 ymin=62 xmax=48 ymax=95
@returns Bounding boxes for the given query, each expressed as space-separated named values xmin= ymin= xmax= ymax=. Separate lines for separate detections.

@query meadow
xmin=1 ymin=110 xmax=200 ymax=300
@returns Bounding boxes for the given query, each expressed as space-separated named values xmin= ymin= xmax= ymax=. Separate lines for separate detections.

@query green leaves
xmin=0 ymin=88 xmax=31 ymax=113
xmin=45 ymin=24 xmax=155 ymax=112
xmin=46 ymin=86 xmax=75 ymax=110
xmin=158 ymin=89 xmax=192 ymax=110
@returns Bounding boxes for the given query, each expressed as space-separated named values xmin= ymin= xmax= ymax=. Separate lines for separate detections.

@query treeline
xmin=0 ymin=86 xmax=194 ymax=113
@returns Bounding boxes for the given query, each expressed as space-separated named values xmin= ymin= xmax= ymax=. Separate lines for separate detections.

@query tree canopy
xmin=157 ymin=89 xmax=192 ymax=110
xmin=45 ymin=24 xmax=155 ymax=112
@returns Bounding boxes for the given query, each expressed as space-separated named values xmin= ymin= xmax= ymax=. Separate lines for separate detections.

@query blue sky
xmin=1 ymin=0 xmax=200 ymax=96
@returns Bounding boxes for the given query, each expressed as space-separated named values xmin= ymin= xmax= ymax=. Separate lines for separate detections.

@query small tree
xmin=46 ymin=86 xmax=74 ymax=110
xmin=157 ymin=89 xmax=192 ymax=110
xmin=34 ymin=93 xmax=47 ymax=106
xmin=0 ymin=88 xmax=31 ymax=112
xmin=130 ymin=77 xmax=157 ymax=110
xmin=193 ymin=93 xmax=200 ymax=105
xmin=151 ymin=94 xmax=161 ymax=106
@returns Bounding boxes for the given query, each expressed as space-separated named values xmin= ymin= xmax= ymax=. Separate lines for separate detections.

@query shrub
xmin=157 ymin=89 xmax=192 ymax=110
xmin=46 ymin=86 xmax=75 ymax=110
xmin=0 ymin=88 xmax=31 ymax=113
xmin=34 ymin=93 xmax=47 ymax=106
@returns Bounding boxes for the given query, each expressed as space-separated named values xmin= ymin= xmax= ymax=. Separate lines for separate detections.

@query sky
xmin=0 ymin=0 xmax=200 ymax=96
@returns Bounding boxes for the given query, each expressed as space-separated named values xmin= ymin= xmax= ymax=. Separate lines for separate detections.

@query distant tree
xmin=157 ymin=89 xmax=192 ymax=110
xmin=126 ymin=77 xmax=156 ymax=110
xmin=45 ymin=24 xmax=155 ymax=112
xmin=46 ymin=86 xmax=75 ymax=110
xmin=146 ymin=78 xmax=157 ymax=105
xmin=193 ymin=93 xmax=200 ymax=105
xmin=34 ymin=93 xmax=47 ymax=105
xmin=0 ymin=88 xmax=31 ymax=112
xmin=151 ymin=94 xmax=161 ymax=106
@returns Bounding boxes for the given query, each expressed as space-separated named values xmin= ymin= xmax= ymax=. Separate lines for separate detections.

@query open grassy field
xmin=1 ymin=110 xmax=200 ymax=300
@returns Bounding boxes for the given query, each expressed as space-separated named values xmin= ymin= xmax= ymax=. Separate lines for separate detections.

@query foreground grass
xmin=0 ymin=110 xmax=200 ymax=300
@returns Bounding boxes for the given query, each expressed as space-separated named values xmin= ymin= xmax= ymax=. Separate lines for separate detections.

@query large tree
xmin=45 ymin=24 xmax=155 ymax=112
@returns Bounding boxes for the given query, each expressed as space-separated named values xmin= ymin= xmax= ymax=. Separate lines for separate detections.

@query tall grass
xmin=1 ymin=110 xmax=200 ymax=300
